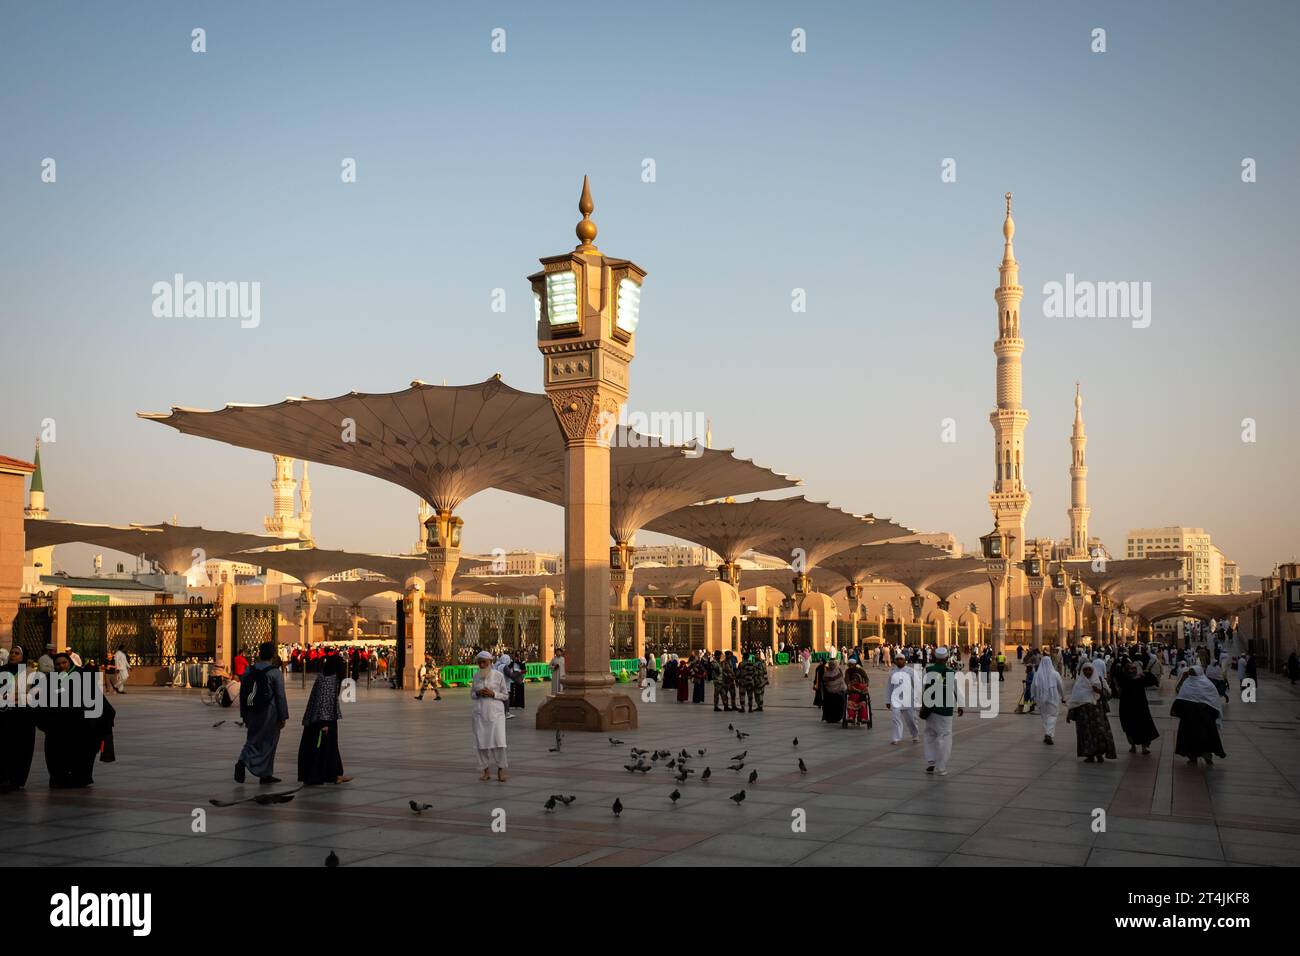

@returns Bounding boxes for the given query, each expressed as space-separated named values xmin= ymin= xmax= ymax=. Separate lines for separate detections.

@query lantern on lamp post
xmin=980 ymin=528 xmax=1015 ymax=653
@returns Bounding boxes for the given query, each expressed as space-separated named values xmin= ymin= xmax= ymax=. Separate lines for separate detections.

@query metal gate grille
xmin=610 ymin=610 xmax=635 ymax=658
xmin=775 ymin=618 xmax=811 ymax=652
xmin=643 ymin=610 xmax=704 ymax=657
xmin=423 ymin=600 xmax=542 ymax=663
xmin=233 ymin=604 xmax=277 ymax=660
xmin=13 ymin=603 xmax=53 ymax=661
xmin=551 ymin=606 xmax=565 ymax=652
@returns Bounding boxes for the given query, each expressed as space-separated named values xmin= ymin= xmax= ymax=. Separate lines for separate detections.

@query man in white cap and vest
xmin=921 ymin=646 xmax=963 ymax=775
xmin=885 ymin=653 xmax=921 ymax=745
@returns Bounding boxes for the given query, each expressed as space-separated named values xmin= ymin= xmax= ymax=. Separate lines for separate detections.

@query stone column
xmin=768 ymin=606 xmax=779 ymax=655
xmin=701 ymin=599 xmax=715 ymax=652
xmin=216 ymin=580 xmax=235 ymax=671
xmin=611 ymin=566 xmax=632 ymax=611
xmin=988 ymin=573 xmax=1008 ymax=653
xmin=631 ymin=593 xmax=645 ymax=661
xmin=302 ymin=587 xmax=319 ymax=645
xmin=402 ymin=583 xmax=425 ymax=690
xmin=1027 ymin=579 xmax=1044 ymax=648
xmin=536 ymin=426 xmax=636 ymax=731
xmin=1053 ymin=592 xmax=1068 ymax=648
xmin=53 ymin=586 xmax=72 ymax=652
xmin=539 ymin=586 xmax=555 ymax=663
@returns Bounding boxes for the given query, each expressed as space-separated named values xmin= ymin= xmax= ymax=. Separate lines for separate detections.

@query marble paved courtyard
xmin=3 ymin=665 xmax=1299 ymax=867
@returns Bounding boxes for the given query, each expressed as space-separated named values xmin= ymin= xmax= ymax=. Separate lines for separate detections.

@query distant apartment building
xmin=887 ymin=532 xmax=963 ymax=557
xmin=1125 ymin=526 xmax=1235 ymax=594
xmin=463 ymin=550 xmax=562 ymax=576
xmin=632 ymin=543 xmax=715 ymax=567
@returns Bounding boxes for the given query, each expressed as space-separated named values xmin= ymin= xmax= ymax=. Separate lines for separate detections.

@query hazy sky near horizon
xmin=2 ymin=1 xmax=1297 ymax=576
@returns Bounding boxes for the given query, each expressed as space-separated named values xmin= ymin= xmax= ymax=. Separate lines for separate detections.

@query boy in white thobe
xmin=471 ymin=651 xmax=508 ymax=781
xmin=886 ymin=655 xmax=920 ymax=745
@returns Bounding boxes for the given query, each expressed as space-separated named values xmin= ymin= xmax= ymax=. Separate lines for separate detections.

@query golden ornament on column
xmin=532 ymin=176 xmax=646 ymax=731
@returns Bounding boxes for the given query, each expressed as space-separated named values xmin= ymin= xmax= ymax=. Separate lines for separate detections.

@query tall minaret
xmin=264 ymin=454 xmax=301 ymax=539
xmin=988 ymin=192 xmax=1031 ymax=560
xmin=24 ymin=440 xmax=54 ymax=582
xmin=298 ymin=461 xmax=313 ymax=544
xmin=1068 ymin=383 xmax=1090 ymax=558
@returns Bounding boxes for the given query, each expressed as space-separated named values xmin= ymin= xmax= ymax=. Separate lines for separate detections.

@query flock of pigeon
xmin=604 ymin=723 xmax=807 ymax=816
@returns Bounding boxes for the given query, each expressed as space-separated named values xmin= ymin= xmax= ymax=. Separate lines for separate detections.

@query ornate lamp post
xmin=1070 ymin=579 xmax=1085 ymax=644
xmin=846 ymin=583 xmax=861 ymax=645
xmin=980 ymin=528 xmax=1015 ymax=653
xmin=610 ymin=542 xmax=634 ymax=610
xmin=533 ymin=177 xmax=645 ymax=732
xmin=424 ymin=511 xmax=463 ymax=601
xmin=1024 ymin=553 xmax=1045 ymax=649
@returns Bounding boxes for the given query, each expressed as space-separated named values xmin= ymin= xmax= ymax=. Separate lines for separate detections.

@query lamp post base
xmin=536 ymin=692 xmax=638 ymax=732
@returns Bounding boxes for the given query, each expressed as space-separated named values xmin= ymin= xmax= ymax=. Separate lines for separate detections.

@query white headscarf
xmin=1032 ymin=654 xmax=1062 ymax=702
xmin=1067 ymin=664 xmax=1102 ymax=707
xmin=1092 ymin=657 xmax=1107 ymax=679
xmin=1205 ymin=660 xmax=1224 ymax=681
xmin=1176 ymin=666 xmax=1222 ymax=713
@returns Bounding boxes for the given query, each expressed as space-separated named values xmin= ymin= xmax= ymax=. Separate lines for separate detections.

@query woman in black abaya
xmin=297 ymin=654 xmax=351 ymax=786
xmin=1116 ymin=660 xmax=1159 ymax=755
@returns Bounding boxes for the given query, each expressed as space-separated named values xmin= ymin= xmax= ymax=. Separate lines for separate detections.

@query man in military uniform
xmin=737 ymin=655 xmax=757 ymax=712
xmin=711 ymin=649 xmax=728 ymax=711
xmin=746 ymin=655 xmax=769 ymax=712
xmin=722 ymin=651 xmax=740 ymax=711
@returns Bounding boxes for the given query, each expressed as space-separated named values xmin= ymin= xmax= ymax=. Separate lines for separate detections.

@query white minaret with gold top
xmin=988 ymin=192 xmax=1031 ymax=559
xmin=1068 ymin=383 xmax=1090 ymax=558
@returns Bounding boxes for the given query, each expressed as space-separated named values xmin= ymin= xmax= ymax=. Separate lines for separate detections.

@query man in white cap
xmin=885 ymin=653 xmax=920 ymax=745
xmin=38 ymin=643 xmax=55 ymax=674
xmin=921 ymin=646 xmax=962 ymax=775
xmin=470 ymin=650 xmax=509 ymax=781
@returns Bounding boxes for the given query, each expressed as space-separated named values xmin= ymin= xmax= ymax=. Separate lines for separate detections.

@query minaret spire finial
xmin=575 ymin=175 xmax=598 ymax=251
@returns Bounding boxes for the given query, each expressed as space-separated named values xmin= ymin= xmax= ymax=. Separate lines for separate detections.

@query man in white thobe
xmin=885 ymin=654 xmax=920 ymax=745
xmin=549 ymin=651 xmax=565 ymax=696
xmin=112 ymin=645 xmax=130 ymax=693
xmin=1031 ymin=652 xmax=1064 ymax=744
xmin=471 ymin=650 xmax=508 ymax=781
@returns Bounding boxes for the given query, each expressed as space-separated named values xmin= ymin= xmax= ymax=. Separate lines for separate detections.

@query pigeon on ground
xmin=667 ymin=759 xmax=676 ymax=770
xmin=612 ymin=798 xmax=623 ymax=817
xmin=409 ymin=800 xmax=432 ymax=813
xmin=701 ymin=767 xmax=712 ymax=781
xmin=731 ymin=750 xmax=747 ymax=762
xmin=697 ymin=749 xmax=706 ymax=756
xmin=325 ymin=851 xmax=339 ymax=867
xmin=631 ymin=748 xmax=649 ymax=756
xmin=729 ymin=790 xmax=746 ymax=805
xmin=624 ymin=764 xmax=639 ymax=773
xmin=728 ymin=762 xmax=744 ymax=772
xmin=544 ymin=796 xmax=558 ymax=812
xmin=736 ymin=730 xmax=750 ymax=740
xmin=212 ymin=720 xmax=226 ymax=728
xmin=792 ymin=737 xmax=799 ymax=747
xmin=254 ymin=792 xmax=295 ymax=805
xmin=748 ymin=770 xmax=758 ymax=785
xmin=635 ymin=765 xmax=651 ymax=773
xmin=558 ymin=795 xmax=576 ymax=805
xmin=669 ymin=789 xmax=681 ymax=804
xmin=674 ymin=770 xmax=689 ymax=784
xmin=609 ymin=737 xmax=624 ymax=746
xmin=728 ymin=723 xmax=734 ymax=731
xmin=798 ymin=759 xmax=808 ymax=774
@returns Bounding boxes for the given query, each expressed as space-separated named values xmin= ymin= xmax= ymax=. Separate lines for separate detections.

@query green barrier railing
xmin=776 ymin=652 xmax=790 ymax=665
xmin=525 ymin=662 xmax=552 ymax=681
xmin=439 ymin=659 xmax=638 ymax=687
xmin=812 ymin=651 xmax=830 ymax=662
xmin=610 ymin=658 xmax=639 ymax=682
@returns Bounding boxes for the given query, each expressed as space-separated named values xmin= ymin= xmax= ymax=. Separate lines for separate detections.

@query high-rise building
xmin=1125 ymin=526 xmax=1234 ymax=594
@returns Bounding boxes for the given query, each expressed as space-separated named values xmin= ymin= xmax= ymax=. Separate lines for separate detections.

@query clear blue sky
xmin=2 ymin=0 xmax=1296 ymax=576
